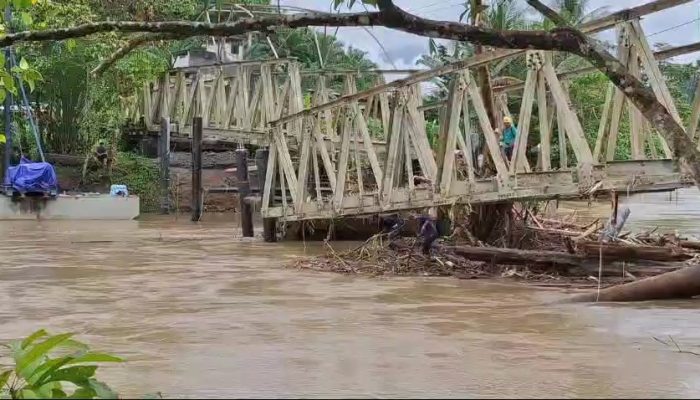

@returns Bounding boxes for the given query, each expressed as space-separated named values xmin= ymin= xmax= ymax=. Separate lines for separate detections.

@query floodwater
xmin=2 ymin=189 xmax=700 ymax=398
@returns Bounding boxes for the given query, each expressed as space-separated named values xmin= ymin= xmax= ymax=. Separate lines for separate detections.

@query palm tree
xmin=549 ymin=0 xmax=609 ymax=27
xmin=247 ymin=28 xmax=377 ymax=92
xmin=416 ymin=0 xmax=531 ymax=97
xmin=533 ymin=0 xmax=610 ymax=73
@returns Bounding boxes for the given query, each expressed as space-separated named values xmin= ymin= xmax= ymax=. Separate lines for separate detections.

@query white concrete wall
xmin=0 ymin=195 xmax=140 ymax=220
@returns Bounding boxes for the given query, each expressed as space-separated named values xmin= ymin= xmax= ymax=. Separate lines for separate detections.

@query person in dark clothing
xmin=417 ymin=215 xmax=439 ymax=255
xmin=95 ymin=140 xmax=108 ymax=166
xmin=381 ymin=214 xmax=404 ymax=241
xmin=413 ymin=175 xmax=431 ymax=186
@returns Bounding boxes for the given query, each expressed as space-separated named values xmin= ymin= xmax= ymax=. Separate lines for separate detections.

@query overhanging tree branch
xmin=90 ymin=33 xmax=183 ymax=76
xmin=0 ymin=9 xmax=636 ymax=54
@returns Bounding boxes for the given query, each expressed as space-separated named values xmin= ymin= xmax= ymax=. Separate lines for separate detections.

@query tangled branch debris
xmin=289 ymin=205 xmax=700 ymax=289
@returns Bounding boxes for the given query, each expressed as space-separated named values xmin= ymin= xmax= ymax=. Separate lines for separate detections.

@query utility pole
xmin=2 ymin=4 xmax=12 ymax=187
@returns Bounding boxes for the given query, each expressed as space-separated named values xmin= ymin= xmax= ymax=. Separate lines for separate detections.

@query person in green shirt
xmin=499 ymin=116 xmax=518 ymax=160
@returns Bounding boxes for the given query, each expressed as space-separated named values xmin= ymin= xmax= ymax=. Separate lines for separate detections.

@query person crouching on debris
xmin=413 ymin=175 xmax=431 ymax=187
xmin=417 ymin=215 xmax=439 ymax=255
xmin=498 ymin=116 xmax=517 ymax=161
xmin=381 ymin=214 xmax=404 ymax=241
xmin=94 ymin=140 xmax=108 ymax=167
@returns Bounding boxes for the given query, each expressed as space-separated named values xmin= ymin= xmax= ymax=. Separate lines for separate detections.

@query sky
xmin=277 ymin=0 xmax=700 ymax=70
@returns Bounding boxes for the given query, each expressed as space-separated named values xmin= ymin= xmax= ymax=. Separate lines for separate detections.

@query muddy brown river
xmin=2 ymin=189 xmax=700 ymax=398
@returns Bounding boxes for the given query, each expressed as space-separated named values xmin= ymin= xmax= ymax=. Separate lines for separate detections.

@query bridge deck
xmin=262 ymin=159 xmax=689 ymax=221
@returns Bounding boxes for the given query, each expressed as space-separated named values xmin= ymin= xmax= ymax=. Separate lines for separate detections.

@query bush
xmin=0 ymin=330 xmax=122 ymax=399
xmin=109 ymin=152 xmax=161 ymax=212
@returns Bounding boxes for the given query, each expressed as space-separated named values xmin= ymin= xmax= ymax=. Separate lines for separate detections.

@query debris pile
xmin=291 ymin=236 xmax=499 ymax=279
xmin=290 ymin=209 xmax=700 ymax=289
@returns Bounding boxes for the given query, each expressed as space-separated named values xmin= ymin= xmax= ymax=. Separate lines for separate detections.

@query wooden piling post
xmin=236 ymin=147 xmax=254 ymax=237
xmin=612 ymin=190 xmax=619 ymax=225
xmin=256 ymin=148 xmax=277 ymax=242
xmin=159 ymin=117 xmax=171 ymax=214
xmin=191 ymin=117 xmax=203 ymax=222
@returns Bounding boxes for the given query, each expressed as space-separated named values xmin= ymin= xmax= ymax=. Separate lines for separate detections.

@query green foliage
xmin=249 ymin=27 xmax=377 ymax=92
xmin=425 ymin=120 xmax=439 ymax=149
xmin=109 ymin=152 xmax=161 ymax=212
xmin=0 ymin=0 xmax=44 ymax=104
xmin=87 ymin=0 xmax=201 ymax=21
xmin=14 ymin=0 xmax=204 ymax=155
xmin=567 ymin=72 xmax=613 ymax=153
xmin=0 ymin=329 xmax=122 ymax=399
xmin=366 ymin=116 xmax=384 ymax=140
xmin=660 ymin=61 xmax=698 ymax=122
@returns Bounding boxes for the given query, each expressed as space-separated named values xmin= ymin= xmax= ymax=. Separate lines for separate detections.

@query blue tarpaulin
xmin=4 ymin=156 xmax=58 ymax=195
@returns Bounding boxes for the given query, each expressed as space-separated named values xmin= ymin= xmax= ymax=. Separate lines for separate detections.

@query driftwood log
xmin=577 ymin=241 xmax=692 ymax=262
xmin=445 ymin=243 xmax=694 ymax=268
xmin=444 ymin=245 xmax=585 ymax=269
xmin=169 ymin=136 xmax=239 ymax=152
xmin=569 ymin=264 xmax=700 ymax=302
xmin=45 ymin=153 xmax=84 ymax=166
xmin=680 ymin=240 xmax=700 ymax=251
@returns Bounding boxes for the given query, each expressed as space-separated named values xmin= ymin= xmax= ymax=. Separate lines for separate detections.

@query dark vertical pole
xmin=191 ymin=117 xmax=203 ymax=222
xmin=256 ymin=148 xmax=277 ymax=242
xmin=612 ymin=190 xmax=619 ymax=225
xmin=236 ymin=147 xmax=254 ymax=237
xmin=2 ymin=5 xmax=13 ymax=189
xmin=159 ymin=117 xmax=171 ymax=214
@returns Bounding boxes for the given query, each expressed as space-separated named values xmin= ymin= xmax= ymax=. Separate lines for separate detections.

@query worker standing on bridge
xmin=499 ymin=116 xmax=517 ymax=161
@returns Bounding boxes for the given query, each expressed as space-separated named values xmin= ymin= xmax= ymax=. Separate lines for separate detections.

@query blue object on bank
xmin=110 ymin=184 xmax=128 ymax=197
xmin=4 ymin=156 xmax=58 ymax=195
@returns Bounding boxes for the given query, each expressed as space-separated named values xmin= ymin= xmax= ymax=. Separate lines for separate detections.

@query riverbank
xmin=51 ymin=151 xmax=241 ymax=213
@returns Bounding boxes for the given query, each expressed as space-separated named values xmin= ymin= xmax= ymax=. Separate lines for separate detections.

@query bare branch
xmin=525 ymin=0 xmax=569 ymax=27
xmin=653 ymin=335 xmax=700 ymax=356
xmin=0 ymin=10 xmax=618 ymax=55
xmin=91 ymin=33 xmax=182 ymax=76
xmin=0 ymin=12 xmax=386 ymax=48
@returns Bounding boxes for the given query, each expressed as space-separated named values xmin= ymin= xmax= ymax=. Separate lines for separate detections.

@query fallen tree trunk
xmin=444 ymin=245 xmax=585 ymax=269
xmin=577 ymin=241 xmax=693 ymax=262
xmin=45 ymin=153 xmax=84 ymax=167
xmin=680 ymin=240 xmax=700 ymax=251
xmin=169 ymin=136 xmax=239 ymax=152
xmin=569 ymin=264 xmax=700 ymax=302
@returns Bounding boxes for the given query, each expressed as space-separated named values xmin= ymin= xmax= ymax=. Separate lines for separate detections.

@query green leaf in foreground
xmin=16 ymin=333 xmax=73 ymax=378
xmin=21 ymin=330 xmax=48 ymax=350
